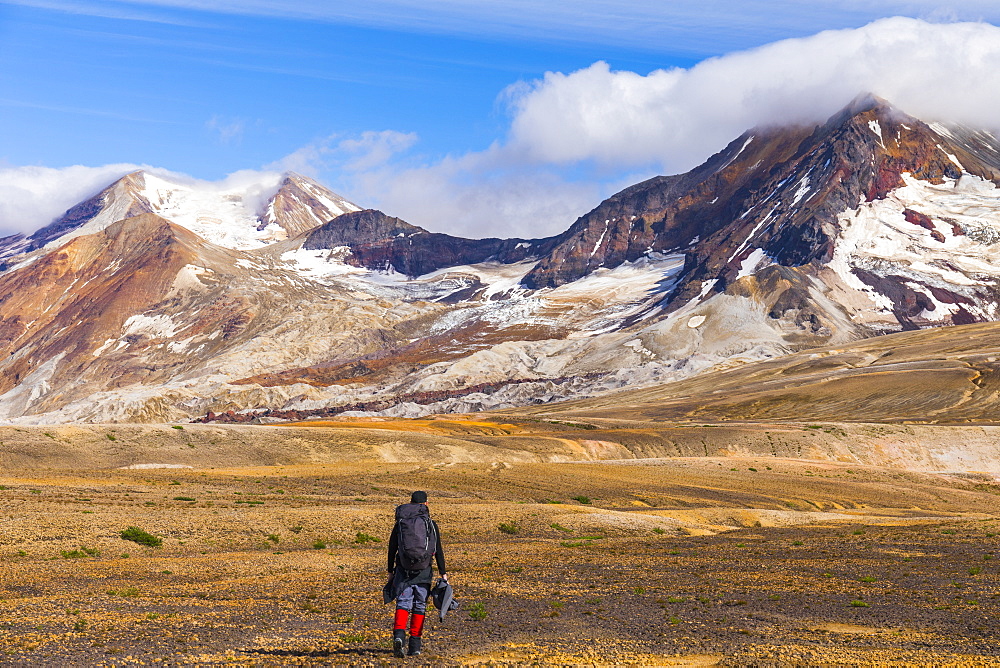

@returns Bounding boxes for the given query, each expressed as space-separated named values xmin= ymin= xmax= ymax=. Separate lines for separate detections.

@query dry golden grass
xmin=1 ymin=455 xmax=1000 ymax=665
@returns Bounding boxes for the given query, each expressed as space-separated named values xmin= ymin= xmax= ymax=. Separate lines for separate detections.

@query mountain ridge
xmin=5 ymin=95 xmax=1000 ymax=423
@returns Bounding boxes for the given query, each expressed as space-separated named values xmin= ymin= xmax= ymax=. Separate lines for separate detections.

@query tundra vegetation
xmin=1 ymin=427 xmax=999 ymax=664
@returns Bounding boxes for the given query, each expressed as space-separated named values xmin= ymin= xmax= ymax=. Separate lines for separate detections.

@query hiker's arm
xmin=387 ymin=524 xmax=398 ymax=573
xmin=434 ymin=521 xmax=446 ymax=576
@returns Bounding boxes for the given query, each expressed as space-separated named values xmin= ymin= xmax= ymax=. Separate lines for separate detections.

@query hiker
xmin=386 ymin=490 xmax=447 ymax=658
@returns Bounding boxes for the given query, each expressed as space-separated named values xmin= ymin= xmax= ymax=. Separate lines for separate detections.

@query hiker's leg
xmin=408 ymin=584 xmax=430 ymax=656
xmin=393 ymin=585 xmax=415 ymax=657
xmin=395 ymin=584 xmax=415 ymax=625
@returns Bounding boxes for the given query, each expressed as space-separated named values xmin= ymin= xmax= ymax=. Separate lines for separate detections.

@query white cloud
xmin=504 ymin=17 xmax=1000 ymax=175
xmin=336 ymin=131 xmax=419 ymax=172
xmin=0 ymin=164 xmax=140 ymax=236
xmin=343 ymin=147 xmax=609 ymax=239
xmin=0 ymin=164 xmax=286 ymax=237
xmin=272 ymin=130 xmax=418 ymax=176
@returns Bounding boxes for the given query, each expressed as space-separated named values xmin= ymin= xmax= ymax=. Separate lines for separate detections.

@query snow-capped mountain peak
xmin=260 ymin=172 xmax=361 ymax=238
xmin=136 ymin=171 xmax=285 ymax=249
xmin=0 ymin=170 xmax=361 ymax=263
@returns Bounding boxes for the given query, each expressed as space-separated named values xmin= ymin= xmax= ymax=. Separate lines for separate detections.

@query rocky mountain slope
xmin=4 ymin=95 xmax=1000 ymax=423
xmin=300 ymin=208 xmax=555 ymax=277
xmin=519 ymin=319 xmax=1000 ymax=424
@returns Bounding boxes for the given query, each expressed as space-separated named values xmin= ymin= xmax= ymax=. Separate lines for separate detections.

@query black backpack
xmin=394 ymin=503 xmax=436 ymax=571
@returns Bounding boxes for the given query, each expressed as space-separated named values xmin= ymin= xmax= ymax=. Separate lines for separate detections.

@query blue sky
xmin=3 ymin=1 xmax=1000 ymax=238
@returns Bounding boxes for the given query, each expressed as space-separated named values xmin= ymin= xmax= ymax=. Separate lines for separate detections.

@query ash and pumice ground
xmin=1 ymin=458 xmax=999 ymax=665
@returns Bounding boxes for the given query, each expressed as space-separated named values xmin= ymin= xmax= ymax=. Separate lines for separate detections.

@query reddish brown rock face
xmin=0 ymin=214 xmax=197 ymax=395
xmin=521 ymin=96 xmax=1000 ymax=311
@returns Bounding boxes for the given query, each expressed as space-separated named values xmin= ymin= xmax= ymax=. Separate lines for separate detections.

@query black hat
xmin=410 ymin=490 xmax=428 ymax=503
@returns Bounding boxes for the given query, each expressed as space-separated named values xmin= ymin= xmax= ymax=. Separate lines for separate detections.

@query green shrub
xmin=498 ymin=522 xmax=519 ymax=535
xmin=469 ymin=602 xmax=487 ymax=621
xmin=61 ymin=548 xmax=96 ymax=559
xmin=571 ymin=495 xmax=591 ymax=505
xmin=120 ymin=526 xmax=162 ymax=548
xmin=354 ymin=532 xmax=380 ymax=544
xmin=312 ymin=539 xmax=327 ymax=549
xmin=172 ymin=496 xmax=195 ymax=502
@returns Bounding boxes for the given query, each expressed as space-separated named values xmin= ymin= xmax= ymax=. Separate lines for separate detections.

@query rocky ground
xmin=1 ymin=456 xmax=999 ymax=666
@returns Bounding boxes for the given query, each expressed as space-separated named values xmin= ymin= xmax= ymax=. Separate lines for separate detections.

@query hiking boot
xmin=407 ymin=636 xmax=422 ymax=656
xmin=392 ymin=629 xmax=406 ymax=658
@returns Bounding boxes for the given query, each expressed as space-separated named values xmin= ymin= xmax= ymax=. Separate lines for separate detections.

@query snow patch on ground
xmin=868 ymin=120 xmax=884 ymax=147
xmin=122 ymin=314 xmax=179 ymax=340
xmin=120 ymin=463 xmax=194 ymax=470
xmin=280 ymin=247 xmax=365 ymax=281
xmin=736 ymin=248 xmax=769 ymax=280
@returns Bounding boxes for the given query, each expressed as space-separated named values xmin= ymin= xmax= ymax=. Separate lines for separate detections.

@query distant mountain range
xmin=3 ymin=94 xmax=1000 ymax=424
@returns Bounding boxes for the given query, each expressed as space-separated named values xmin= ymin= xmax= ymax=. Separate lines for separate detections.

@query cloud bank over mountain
xmin=504 ymin=18 xmax=1000 ymax=173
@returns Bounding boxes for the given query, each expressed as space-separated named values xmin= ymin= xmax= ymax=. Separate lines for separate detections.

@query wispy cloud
xmin=270 ymin=130 xmax=419 ymax=176
xmin=0 ymin=0 xmax=203 ymax=26
xmin=205 ymin=115 xmax=248 ymax=145
xmin=9 ymin=1 xmax=1000 ymax=54
xmin=0 ymin=97 xmax=180 ymax=124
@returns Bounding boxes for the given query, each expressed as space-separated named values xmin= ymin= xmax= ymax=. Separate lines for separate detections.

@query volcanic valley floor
xmin=1 ymin=442 xmax=1000 ymax=666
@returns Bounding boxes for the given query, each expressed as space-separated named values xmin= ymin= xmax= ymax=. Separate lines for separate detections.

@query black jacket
xmin=387 ymin=517 xmax=446 ymax=579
